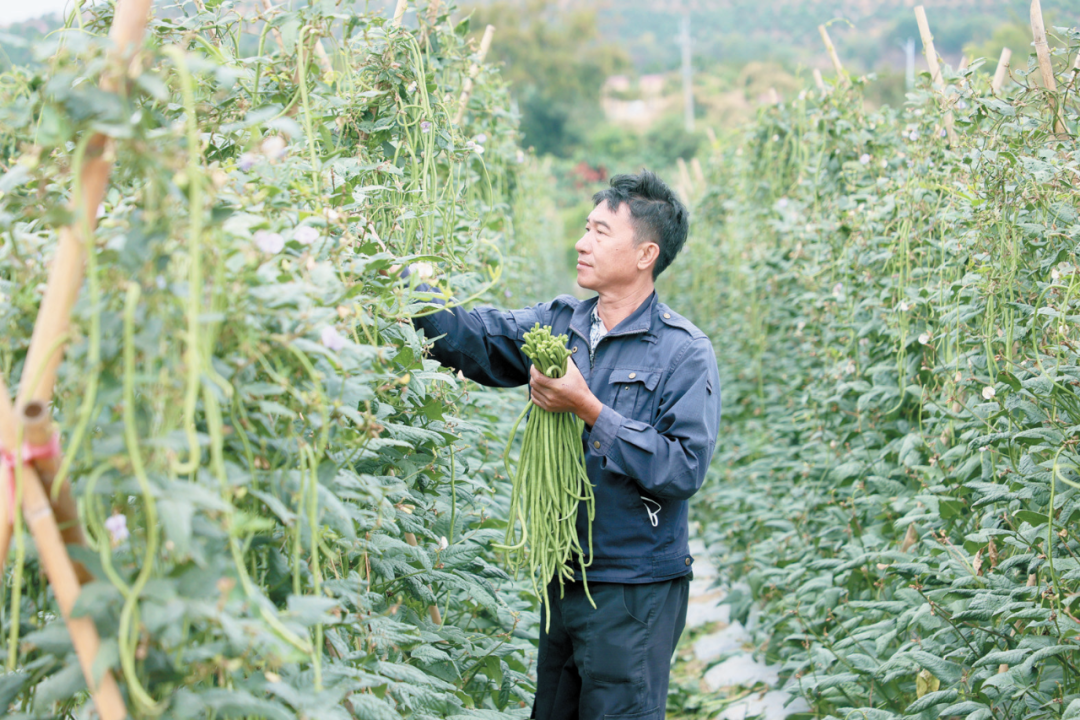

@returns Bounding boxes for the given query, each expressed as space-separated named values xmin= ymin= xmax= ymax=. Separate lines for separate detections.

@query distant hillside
xmin=573 ymin=0 xmax=1080 ymax=72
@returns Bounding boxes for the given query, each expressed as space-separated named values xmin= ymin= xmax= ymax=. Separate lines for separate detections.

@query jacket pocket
xmin=608 ymin=369 xmax=661 ymax=418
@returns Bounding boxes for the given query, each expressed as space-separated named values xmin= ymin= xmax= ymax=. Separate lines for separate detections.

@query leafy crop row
xmin=663 ymin=27 xmax=1080 ymax=720
xmin=0 ymin=1 xmax=551 ymax=717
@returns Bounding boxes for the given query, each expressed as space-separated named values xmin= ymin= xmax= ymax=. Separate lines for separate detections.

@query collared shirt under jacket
xmin=414 ymin=291 xmax=722 ymax=583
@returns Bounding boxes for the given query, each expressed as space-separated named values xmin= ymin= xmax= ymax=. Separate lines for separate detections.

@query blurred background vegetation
xmin=3 ymin=0 xmax=1079 ymax=281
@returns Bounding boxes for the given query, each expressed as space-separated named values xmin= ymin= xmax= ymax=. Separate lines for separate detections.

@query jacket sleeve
xmin=585 ymin=336 xmax=721 ymax=500
xmin=412 ymin=284 xmax=547 ymax=388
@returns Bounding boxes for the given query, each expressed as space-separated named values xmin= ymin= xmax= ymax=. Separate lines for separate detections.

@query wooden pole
xmin=812 ymin=67 xmax=825 ymax=92
xmin=992 ymin=47 xmax=1012 ymax=94
xmin=690 ymin=157 xmax=706 ymax=189
xmin=1030 ymin=0 xmax=1066 ymax=134
xmin=818 ymin=25 xmax=848 ymax=86
xmin=392 ymin=0 xmax=408 ymax=28
xmin=914 ymin=6 xmax=958 ymax=145
xmin=0 ymin=392 xmax=127 ymax=719
xmin=22 ymin=402 xmax=92 ymax=584
xmin=453 ymin=24 xmax=496 ymax=126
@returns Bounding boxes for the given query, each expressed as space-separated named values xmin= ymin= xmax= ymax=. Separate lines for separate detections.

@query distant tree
xmin=464 ymin=0 xmax=629 ymax=157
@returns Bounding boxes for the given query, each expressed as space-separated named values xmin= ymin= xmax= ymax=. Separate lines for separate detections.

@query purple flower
xmin=321 ymin=326 xmax=346 ymax=351
xmin=105 ymin=513 xmax=129 ymax=545
xmin=859 ymin=153 xmax=871 ymax=165
xmin=474 ymin=133 xmax=487 ymax=144
xmin=254 ymin=230 xmax=285 ymax=254
xmin=294 ymin=226 xmax=319 ymax=245
xmin=238 ymin=153 xmax=257 ymax=171
xmin=420 ymin=121 xmax=432 ymax=133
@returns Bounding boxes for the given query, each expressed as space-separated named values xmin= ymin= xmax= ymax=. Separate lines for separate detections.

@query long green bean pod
xmin=496 ymin=324 xmax=596 ymax=628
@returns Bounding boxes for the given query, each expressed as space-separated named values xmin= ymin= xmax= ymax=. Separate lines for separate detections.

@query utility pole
xmin=680 ymin=8 xmax=694 ymax=132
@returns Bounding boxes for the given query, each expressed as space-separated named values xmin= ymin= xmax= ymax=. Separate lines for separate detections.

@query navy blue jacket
xmin=415 ymin=291 xmax=721 ymax=583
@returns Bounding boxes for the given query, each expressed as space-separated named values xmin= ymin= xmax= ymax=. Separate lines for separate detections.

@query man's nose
xmin=574 ymin=233 xmax=589 ymax=253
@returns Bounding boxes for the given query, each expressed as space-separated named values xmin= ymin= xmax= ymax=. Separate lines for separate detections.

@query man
xmin=412 ymin=169 xmax=721 ymax=720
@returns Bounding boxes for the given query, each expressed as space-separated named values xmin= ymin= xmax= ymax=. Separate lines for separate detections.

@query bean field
xmin=1 ymin=1 xmax=561 ymax=717
xmin=663 ymin=20 xmax=1080 ymax=720
xmin=2 ymin=1 xmax=1080 ymax=720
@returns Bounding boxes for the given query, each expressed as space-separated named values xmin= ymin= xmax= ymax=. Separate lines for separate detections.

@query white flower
xmin=831 ymin=282 xmax=844 ymax=299
xmin=772 ymin=134 xmax=779 ymax=142
xmin=320 ymin=326 xmax=346 ymax=351
xmin=465 ymin=140 xmax=484 ymax=155
xmin=1052 ymin=268 xmax=1061 ymax=281
xmin=844 ymin=361 xmax=856 ymax=375
xmin=918 ymin=332 xmax=930 ymax=345
xmin=294 ymin=226 xmax=320 ymax=245
xmin=898 ymin=301 xmax=910 ymax=312
xmin=982 ymin=386 xmax=996 ymax=400
xmin=254 ymin=230 xmax=284 ymax=254
xmin=261 ymin=136 xmax=287 ymax=160
xmin=859 ymin=153 xmax=871 ymax=165
xmin=324 ymin=208 xmax=340 ymax=221
xmin=414 ymin=261 xmax=435 ymax=280
xmin=979 ymin=445 xmax=989 ymax=452
xmin=777 ymin=198 xmax=789 ymax=209
xmin=881 ymin=159 xmax=889 ymax=168
xmin=407 ymin=81 xmax=417 ymax=93
xmin=516 ymin=149 xmax=526 ymax=163
xmin=955 ymin=371 xmax=963 ymax=383
xmin=798 ymin=90 xmax=807 ymax=100
xmin=105 ymin=513 xmax=129 ymax=545
xmin=474 ymin=133 xmax=487 ymax=144
xmin=437 ymin=536 xmax=449 ymax=551
xmin=155 ymin=275 xmax=166 ymax=290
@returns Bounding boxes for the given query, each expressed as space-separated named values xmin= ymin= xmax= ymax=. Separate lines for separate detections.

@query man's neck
xmin=595 ymin=282 xmax=655 ymax=331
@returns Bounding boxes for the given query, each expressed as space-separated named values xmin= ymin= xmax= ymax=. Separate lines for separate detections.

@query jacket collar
xmin=570 ymin=291 xmax=658 ymax=343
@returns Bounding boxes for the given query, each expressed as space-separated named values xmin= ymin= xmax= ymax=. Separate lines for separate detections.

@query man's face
xmin=575 ymin=201 xmax=656 ymax=292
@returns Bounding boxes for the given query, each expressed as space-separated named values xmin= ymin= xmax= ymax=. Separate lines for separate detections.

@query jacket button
xmin=571 ymin=346 xmax=578 ymax=353
xmin=664 ymin=313 xmax=672 ymax=319
xmin=593 ymin=440 xmax=601 ymax=449
xmin=628 ymin=372 xmax=637 ymax=379
xmin=685 ymin=557 xmax=692 ymax=566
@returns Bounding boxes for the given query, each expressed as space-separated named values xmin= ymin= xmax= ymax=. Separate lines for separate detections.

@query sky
xmin=0 ymin=0 xmax=77 ymax=26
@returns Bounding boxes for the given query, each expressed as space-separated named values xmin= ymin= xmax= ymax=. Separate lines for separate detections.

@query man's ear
xmin=638 ymin=242 xmax=660 ymax=272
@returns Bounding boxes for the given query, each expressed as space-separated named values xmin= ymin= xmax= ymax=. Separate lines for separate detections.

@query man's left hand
xmin=529 ymin=360 xmax=603 ymax=426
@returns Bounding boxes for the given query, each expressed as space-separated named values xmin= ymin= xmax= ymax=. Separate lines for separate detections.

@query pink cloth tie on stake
xmin=0 ymin=433 xmax=62 ymax=525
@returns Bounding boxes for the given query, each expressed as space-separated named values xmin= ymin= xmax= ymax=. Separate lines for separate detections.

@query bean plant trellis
xmin=664 ymin=2 xmax=1080 ymax=719
xmin=0 ymin=0 xmax=551 ymax=717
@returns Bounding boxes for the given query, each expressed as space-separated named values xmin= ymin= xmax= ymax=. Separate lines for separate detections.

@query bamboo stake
xmin=812 ymin=67 xmax=825 ymax=92
xmin=0 ymin=390 xmax=126 ymax=720
xmin=818 ymin=25 xmax=848 ymax=86
xmin=992 ymin=47 xmax=1012 ymax=94
xmin=426 ymin=0 xmax=441 ymax=26
xmin=23 ymin=401 xmax=92 ymax=584
xmin=914 ymin=6 xmax=958 ymax=145
xmin=392 ymin=0 xmax=408 ymax=28
xmin=453 ymin=24 xmax=495 ymax=125
xmin=690 ymin=157 xmax=706 ymax=189
xmin=1030 ymin=0 xmax=1066 ymax=134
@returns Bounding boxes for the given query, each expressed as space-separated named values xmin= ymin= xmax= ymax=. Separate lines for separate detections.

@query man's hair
xmin=592 ymin=169 xmax=689 ymax=280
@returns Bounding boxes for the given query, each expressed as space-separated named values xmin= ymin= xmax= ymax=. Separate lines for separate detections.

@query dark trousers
xmin=530 ymin=575 xmax=690 ymax=720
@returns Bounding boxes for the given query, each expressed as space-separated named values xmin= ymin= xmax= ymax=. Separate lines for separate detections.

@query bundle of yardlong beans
xmin=497 ymin=324 xmax=595 ymax=626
